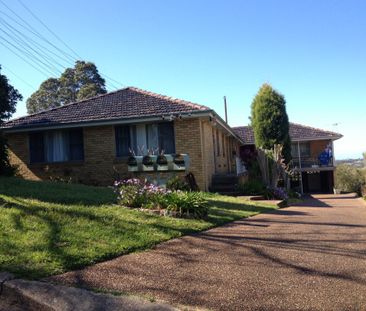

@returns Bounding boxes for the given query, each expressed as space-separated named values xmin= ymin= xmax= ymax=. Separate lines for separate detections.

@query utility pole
xmin=224 ymin=96 xmax=228 ymax=123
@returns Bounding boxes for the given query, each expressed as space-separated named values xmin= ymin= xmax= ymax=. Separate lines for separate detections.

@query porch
xmin=290 ymin=139 xmax=335 ymax=194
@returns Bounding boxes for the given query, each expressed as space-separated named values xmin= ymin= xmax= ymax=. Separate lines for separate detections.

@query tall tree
xmin=251 ymin=83 xmax=291 ymax=163
xmin=0 ymin=65 xmax=22 ymax=175
xmin=26 ymin=61 xmax=107 ymax=114
xmin=26 ymin=78 xmax=61 ymax=114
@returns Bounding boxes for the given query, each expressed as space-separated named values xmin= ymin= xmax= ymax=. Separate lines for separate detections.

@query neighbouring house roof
xmin=232 ymin=123 xmax=342 ymax=144
xmin=2 ymin=87 xmax=213 ymax=131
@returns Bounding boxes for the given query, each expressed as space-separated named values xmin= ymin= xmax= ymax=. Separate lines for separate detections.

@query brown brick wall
xmin=174 ymin=118 xmax=206 ymax=190
xmin=6 ymin=118 xmax=241 ymax=191
xmin=6 ymin=127 xmax=126 ymax=185
xmin=200 ymin=120 xmax=216 ymax=189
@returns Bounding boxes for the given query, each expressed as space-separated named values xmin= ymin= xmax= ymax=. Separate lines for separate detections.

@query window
xmin=115 ymin=125 xmax=131 ymax=157
xmin=291 ymin=142 xmax=310 ymax=158
xmin=29 ymin=128 xmax=84 ymax=163
xmin=29 ymin=132 xmax=45 ymax=163
xmin=158 ymin=123 xmax=175 ymax=154
xmin=69 ymin=129 xmax=84 ymax=161
xmin=222 ymin=133 xmax=226 ymax=157
xmin=115 ymin=122 xmax=175 ymax=157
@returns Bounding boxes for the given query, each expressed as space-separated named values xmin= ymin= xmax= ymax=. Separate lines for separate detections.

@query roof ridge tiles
xmin=127 ymin=87 xmax=210 ymax=111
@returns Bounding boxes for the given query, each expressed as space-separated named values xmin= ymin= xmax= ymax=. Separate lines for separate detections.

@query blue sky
xmin=1 ymin=0 xmax=365 ymax=159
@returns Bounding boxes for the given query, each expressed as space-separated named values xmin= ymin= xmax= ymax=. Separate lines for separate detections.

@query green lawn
xmin=0 ymin=177 xmax=277 ymax=279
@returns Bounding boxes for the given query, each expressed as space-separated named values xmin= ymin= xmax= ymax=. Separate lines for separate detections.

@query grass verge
xmin=0 ymin=177 xmax=277 ymax=279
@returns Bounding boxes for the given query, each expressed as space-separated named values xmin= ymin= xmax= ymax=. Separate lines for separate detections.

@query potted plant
xmin=157 ymin=150 xmax=168 ymax=171
xmin=173 ymin=154 xmax=186 ymax=171
xmin=142 ymin=155 xmax=154 ymax=171
xmin=127 ymin=155 xmax=138 ymax=172
xmin=148 ymin=147 xmax=158 ymax=167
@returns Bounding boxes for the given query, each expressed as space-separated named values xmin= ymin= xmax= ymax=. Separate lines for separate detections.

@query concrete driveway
xmin=50 ymin=194 xmax=366 ymax=310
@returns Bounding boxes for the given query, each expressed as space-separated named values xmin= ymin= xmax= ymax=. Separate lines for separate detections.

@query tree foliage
xmin=0 ymin=66 xmax=22 ymax=122
xmin=0 ymin=65 xmax=22 ymax=175
xmin=251 ymin=83 xmax=291 ymax=163
xmin=26 ymin=61 xmax=107 ymax=114
xmin=335 ymin=164 xmax=364 ymax=194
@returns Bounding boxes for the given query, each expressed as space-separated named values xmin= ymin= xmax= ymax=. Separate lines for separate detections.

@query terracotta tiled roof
xmin=231 ymin=126 xmax=255 ymax=145
xmin=2 ymin=87 xmax=212 ymax=130
xmin=232 ymin=123 xmax=342 ymax=144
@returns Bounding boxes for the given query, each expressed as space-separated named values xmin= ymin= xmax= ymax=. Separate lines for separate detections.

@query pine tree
xmin=251 ymin=83 xmax=291 ymax=163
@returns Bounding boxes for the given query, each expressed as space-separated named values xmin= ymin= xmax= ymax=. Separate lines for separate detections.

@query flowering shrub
xmin=114 ymin=178 xmax=208 ymax=218
xmin=114 ymin=178 xmax=167 ymax=208
xmin=265 ymin=187 xmax=288 ymax=200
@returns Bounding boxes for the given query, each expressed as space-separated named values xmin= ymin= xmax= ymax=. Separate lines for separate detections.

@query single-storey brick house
xmin=233 ymin=124 xmax=343 ymax=193
xmin=2 ymin=87 xmax=244 ymax=191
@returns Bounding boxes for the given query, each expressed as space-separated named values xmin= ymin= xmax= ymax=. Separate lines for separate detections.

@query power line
xmin=0 ymin=0 xmax=124 ymax=91
xmin=0 ymin=13 xmax=118 ymax=89
xmin=0 ymin=40 xmax=52 ymax=77
xmin=1 ymin=64 xmax=37 ymax=90
xmin=0 ymin=4 xmax=77 ymax=63
xmin=0 ymin=34 xmax=59 ymax=77
xmin=0 ymin=24 xmax=63 ymax=75
xmin=0 ymin=17 xmax=73 ymax=69
xmin=17 ymin=0 xmax=82 ymax=60
xmin=12 ymin=0 xmax=123 ymax=90
xmin=0 ymin=29 xmax=62 ymax=77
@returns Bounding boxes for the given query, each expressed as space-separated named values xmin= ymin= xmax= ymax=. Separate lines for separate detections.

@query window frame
xmin=291 ymin=142 xmax=311 ymax=158
xmin=115 ymin=121 xmax=176 ymax=158
xmin=29 ymin=128 xmax=84 ymax=164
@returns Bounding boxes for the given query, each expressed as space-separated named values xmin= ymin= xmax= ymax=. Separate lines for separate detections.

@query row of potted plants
xmin=127 ymin=154 xmax=187 ymax=172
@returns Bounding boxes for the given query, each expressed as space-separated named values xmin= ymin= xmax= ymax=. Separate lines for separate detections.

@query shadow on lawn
xmin=0 ymin=192 xmax=276 ymax=279
xmin=0 ymin=196 xmax=204 ymax=279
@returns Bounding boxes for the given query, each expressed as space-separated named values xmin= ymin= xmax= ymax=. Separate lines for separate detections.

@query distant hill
xmin=336 ymin=158 xmax=364 ymax=168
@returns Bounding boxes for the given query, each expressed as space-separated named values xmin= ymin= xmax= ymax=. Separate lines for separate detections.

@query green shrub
xmin=163 ymin=191 xmax=208 ymax=219
xmin=166 ymin=176 xmax=190 ymax=191
xmin=237 ymin=179 xmax=266 ymax=195
xmin=335 ymin=164 xmax=364 ymax=194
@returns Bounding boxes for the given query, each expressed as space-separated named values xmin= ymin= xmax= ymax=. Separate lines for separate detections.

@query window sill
xmin=29 ymin=160 xmax=84 ymax=167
